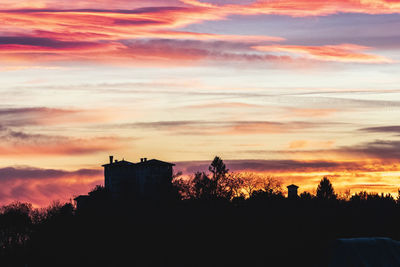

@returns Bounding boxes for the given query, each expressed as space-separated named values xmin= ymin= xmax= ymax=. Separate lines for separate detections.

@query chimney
xmin=287 ymin=184 xmax=299 ymax=199
xmin=144 ymin=158 xmax=147 ymax=162
xmin=140 ymin=158 xmax=143 ymax=162
xmin=109 ymin=155 xmax=114 ymax=164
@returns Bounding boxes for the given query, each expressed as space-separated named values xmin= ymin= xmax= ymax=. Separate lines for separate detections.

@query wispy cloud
xmin=175 ymin=159 xmax=374 ymax=174
xmin=338 ymin=140 xmax=400 ymax=159
xmin=0 ymin=107 xmax=116 ymax=127
xmin=288 ymin=140 xmax=335 ymax=149
xmin=0 ymin=107 xmax=78 ymax=127
xmin=0 ymin=130 xmax=127 ymax=156
xmin=3 ymin=0 xmax=400 ymax=16
xmin=0 ymin=37 xmax=291 ymax=66
xmin=253 ymin=44 xmax=393 ymax=63
xmin=117 ymin=120 xmax=325 ymax=135
xmin=283 ymin=107 xmax=339 ymax=118
xmin=280 ymin=139 xmax=400 ymax=160
xmin=182 ymin=0 xmax=400 ymax=17
xmin=0 ymin=166 xmax=101 ymax=181
xmin=359 ymin=125 xmax=400 ymax=134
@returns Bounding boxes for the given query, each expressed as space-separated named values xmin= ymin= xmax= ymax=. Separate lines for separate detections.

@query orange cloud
xmin=289 ymin=140 xmax=308 ymax=149
xmin=148 ymin=30 xmax=284 ymax=42
xmin=288 ymin=140 xmax=335 ymax=149
xmin=0 ymin=8 xmax=225 ymax=42
xmin=184 ymin=102 xmax=263 ymax=109
xmin=0 ymin=35 xmax=286 ymax=66
xmin=6 ymin=0 xmax=400 ymax=16
xmin=284 ymin=107 xmax=339 ymax=118
xmin=182 ymin=0 xmax=400 ymax=16
xmin=253 ymin=44 xmax=393 ymax=63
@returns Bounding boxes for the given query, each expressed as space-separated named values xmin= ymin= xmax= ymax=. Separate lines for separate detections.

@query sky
xmin=1 ymin=0 xmax=400 ymax=206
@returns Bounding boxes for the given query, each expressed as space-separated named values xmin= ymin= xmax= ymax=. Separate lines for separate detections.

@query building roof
xmin=136 ymin=159 xmax=175 ymax=167
xmin=102 ymin=158 xmax=175 ymax=167
xmin=101 ymin=159 xmax=135 ymax=167
xmin=287 ymin=184 xmax=299 ymax=189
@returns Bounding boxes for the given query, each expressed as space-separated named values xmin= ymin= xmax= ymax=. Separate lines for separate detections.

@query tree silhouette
xmin=240 ymin=172 xmax=262 ymax=197
xmin=209 ymin=156 xmax=228 ymax=180
xmin=208 ymin=156 xmax=229 ymax=198
xmin=261 ymin=176 xmax=282 ymax=196
xmin=316 ymin=176 xmax=336 ymax=200
xmin=172 ymin=176 xmax=191 ymax=200
xmin=225 ymin=173 xmax=245 ymax=199
xmin=192 ymin=171 xmax=212 ymax=200
xmin=0 ymin=202 xmax=33 ymax=251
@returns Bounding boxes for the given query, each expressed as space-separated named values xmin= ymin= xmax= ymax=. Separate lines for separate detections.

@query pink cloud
xmin=0 ymin=0 xmax=400 ymax=67
xmin=0 ymin=0 xmax=397 ymax=67
xmin=0 ymin=2 xmax=394 ymax=66
xmin=0 ymin=166 xmax=102 ymax=207
xmin=0 ymin=107 xmax=119 ymax=127
xmin=253 ymin=44 xmax=393 ymax=63
xmin=183 ymin=0 xmax=400 ymax=16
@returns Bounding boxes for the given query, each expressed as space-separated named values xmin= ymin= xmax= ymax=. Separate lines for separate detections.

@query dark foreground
xmin=1 ymin=196 xmax=400 ymax=267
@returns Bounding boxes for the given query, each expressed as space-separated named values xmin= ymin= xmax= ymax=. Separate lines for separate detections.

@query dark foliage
xmin=1 ymin=158 xmax=400 ymax=267
xmin=317 ymin=176 xmax=337 ymax=200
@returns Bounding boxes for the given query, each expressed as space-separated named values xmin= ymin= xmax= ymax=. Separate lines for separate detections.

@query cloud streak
xmin=0 ymin=166 xmax=101 ymax=181
xmin=0 ymin=130 xmax=127 ymax=156
xmin=279 ymin=139 xmax=400 ymax=160
xmin=175 ymin=159 xmax=386 ymax=174
xmin=338 ymin=140 xmax=400 ymax=159
xmin=118 ymin=120 xmax=324 ymax=135
xmin=359 ymin=125 xmax=400 ymax=134
xmin=183 ymin=0 xmax=400 ymax=17
xmin=0 ymin=107 xmax=118 ymax=127
xmin=254 ymin=44 xmax=393 ymax=63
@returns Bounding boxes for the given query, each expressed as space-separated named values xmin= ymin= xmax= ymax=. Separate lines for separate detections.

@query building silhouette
xmin=75 ymin=156 xmax=175 ymax=208
xmin=287 ymin=184 xmax=299 ymax=199
xmin=103 ymin=156 xmax=175 ymax=199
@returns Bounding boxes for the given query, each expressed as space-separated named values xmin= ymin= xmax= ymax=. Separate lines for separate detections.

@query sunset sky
xmin=1 ymin=0 xmax=400 ymax=206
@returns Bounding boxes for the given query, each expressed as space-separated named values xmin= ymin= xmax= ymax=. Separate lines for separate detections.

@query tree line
xmin=172 ymin=156 xmax=397 ymax=203
xmin=1 ymin=156 xmax=400 ymax=267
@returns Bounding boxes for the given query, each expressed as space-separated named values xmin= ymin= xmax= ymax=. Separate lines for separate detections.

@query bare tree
xmin=226 ymin=172 xmax=245 ymax=198
xmin=240 ymin=172 xmax=263 ymax=197
xmin=261 ymin=176 xmax=282 ymax=195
